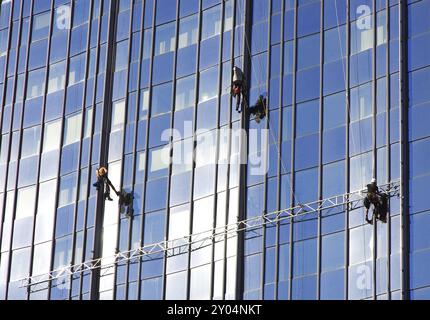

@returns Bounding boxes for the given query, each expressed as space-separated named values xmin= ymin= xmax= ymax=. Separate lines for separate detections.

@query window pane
xmin=63 ymin=113 xmax=82 ymax=146
xmin=32 ymin=12 xmax=50 ymax=41
xmin=21 ymin=126 xmax=41 ymax=158
xmin=155 ymin=22 xmax=176 ymax=56
xmin=68 ymin=54 xmax=86 ymax=86
xmin=152 ymin=82 xmax=173 ymax=115
xmin=175 ymin=75 xmax=195 ymax=111
xmin=202 ymin=5 xmax=221 ymax=40
xmin=27 ymin=68 xmax=46 ymax=99
xmin=16 ymin=186 xmax=37 ymax=219
xmin=48 ymin=60 xmax=66 ymax=93
xmin=43 ymin=119 xmax=62 ymax=153
xmin=199 ymin=66 xmax=218 ymax=103
xmin=178 ymin=14 xmax=198 ymax=49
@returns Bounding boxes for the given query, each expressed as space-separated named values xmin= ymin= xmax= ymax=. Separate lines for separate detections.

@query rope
xmin=237 ymin=0 xmax=300 ymax=208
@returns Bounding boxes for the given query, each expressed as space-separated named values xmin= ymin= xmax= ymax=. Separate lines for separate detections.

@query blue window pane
xmin=73 ymin=0 xmax=90 ymax=27
xmin=323 ymin=60 xmax=346 ymax=95
xmin=297 ymin=2 xmax=320 ymax=37
xmin=323 ymin=126 xmax=346 ymax=163
xmin=251 ymin=22 xmax=269 ymax=55
xmin=197 ymin=98 xmax=217 ymax=131
xmin=323 ymin=161 xmax=345 ymax=198
xmin=321 ymin=269 xmax=345 ymax=300
xmin=408 ymin=0 xmax=430 ymax=37
xmin=296 ymin=100 xmax=319 ymax=137
xmin=200 ymin=36 xmax=220 ymax=70
xmin=296 ymin=67 xmax=320 ymax=103
xmin=141 ymin=277 xmax=163 ymax=300
xmin=143 ymin=210 xmax=166 ymax=245
xmin=153 ymin=52 xmax=174 ymax=84
xmin=177 ymin=45 xmax=197 ymax=77
xmin=295 ymin=134 xmax=319 ymax=170
xmin=411 ymin=287 xmax=430 ymax=300
xmin=152 ymin=82 xmax=173 ymax=116
xmin=411 ymin=249 xmax=430 ymax=290
xmin=350 ymin=50 xmax=373 ymax=86
xmin=324 ymin=25 xmax=346 ymax=63
xmin=410 ymin=137 xmax=430 ymax=179
xmin=295 ymin=167 xmax=318 ymax=206
xmin=70 ymin=24 xmax=88 ymax=56
xmin=322 ymin=232 xmax=345 ymax=272
xmin=180 ymin=0 xmax=199 ymax=17
xmin=32 ymin=12 xmax=50 ymax=41
xmin=324 ymin=91 xmax=346 ymax=130
xmin=55 ymin=204 xmax=75 ymax=237
xmin=155 ymin=22 xmax=176 ymax=56
xmin=324 ymin=0 xmax=346 ymax=29
xmin=156 ymin=0 xmax=177 ymax=25
xmin=201 ymin=5 xmax=221 ymax=41
xmin=145 ymin=178 xmax=168 ymax=212
xmin=50 ymin=32 xmax=68 ymax=62
xmin=292 ymin=275 xmax=317 ymax=300
xmin=116 ymin=10 xmax=131 ymax=41
xmin=350 ymin=118 xmax=373 ymax=155
xmin=29 ymin=39 xmax=48 ymax=70
xmin=297 ymin=33 xmax=320 ymax=70
xmin=199 ymin=66 xmax=219 ymax=102
xmin=170 ymin=172 xmax=191 ymax=206
xmin=149 ymin=114 xmax=171 ymax=148
xmin=409 ymin=103 xmax=430 ymax=141
xmin=141 ymin=258 xmax=164 ymax=279
xmin=409 ymin=67 xmax=430 ymax=107
xmin=244 ymin=254 xmax=262 ymax=292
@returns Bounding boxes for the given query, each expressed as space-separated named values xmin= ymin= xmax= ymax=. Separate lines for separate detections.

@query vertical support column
xmin=288 ymin=0 xmax=298 ymax=301
xmin=274 ymin=0 xmax=287 ymax=301
xmin=398 ymin=0 xmax=410 ymax=301
xmin=235 ymin=0 xmax=252 ymax=301
xmin=316 ymin=0 xmax=325 ymax=300
xmin=90 ymin=0 xmax=118 ymax=301
xmin=372 ymin=0 xmax=378 ymax=301
xmin=385 ymin=0 xmax=392 ymax=300
xmin=345 ymin=0 xmax=351 ymax=301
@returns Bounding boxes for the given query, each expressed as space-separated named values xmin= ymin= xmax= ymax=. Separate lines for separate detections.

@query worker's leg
xmin=378 ymin=195 xmax=388 ymax=223
xmin=93 ymin=177 xmax=103 ymax=190
xmin=365 ymin=208 xmax=373 ymax=224
xmin=104 ymin=182 xmax=113 ymax=201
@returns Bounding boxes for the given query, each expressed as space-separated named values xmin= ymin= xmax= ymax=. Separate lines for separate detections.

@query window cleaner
xmin=93 ymin=167 xmax=113 ymax=201
xmin=249 ymin=95 xmax=267 ymax=124
xmin=93 ymin=167 xmax=134 ymax=217
xmin=364 ymin=178 xmax=388 ymax=224
xmin=232 ymin=66 xmax=245 ymax=113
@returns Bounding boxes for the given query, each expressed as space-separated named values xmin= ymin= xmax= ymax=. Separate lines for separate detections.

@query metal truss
xmin=19 ymin=180 xmax=400 ymax=290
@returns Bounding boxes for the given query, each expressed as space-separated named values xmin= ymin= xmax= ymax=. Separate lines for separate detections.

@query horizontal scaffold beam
xmin=19 ymin=181 xmax=400 ymax=290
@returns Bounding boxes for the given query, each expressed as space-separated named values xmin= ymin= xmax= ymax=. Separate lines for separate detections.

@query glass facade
xmin=0 ymin=0 xmax=428 ymax=300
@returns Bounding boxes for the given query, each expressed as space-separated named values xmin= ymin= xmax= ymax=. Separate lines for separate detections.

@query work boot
xmin=105 ymin=192 xmax=113 ymax=201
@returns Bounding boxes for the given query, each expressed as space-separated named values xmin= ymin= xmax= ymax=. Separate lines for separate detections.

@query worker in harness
xmin=93 ymin=166 xmax=134 ymax=216
xmin=232 ymin=66 xmax=245 ymax=113
xmin=364 ymin=179 xmax=388 ymax=224
xmin=249 ymin=95 xmax=267 ymax=124
xmin=93 ymin=167 xmax=113 ymax=201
